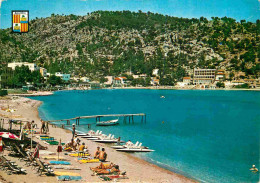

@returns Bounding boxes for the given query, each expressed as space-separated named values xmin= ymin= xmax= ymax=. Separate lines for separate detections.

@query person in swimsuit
xmin=98 ymin=148 xmax=107 ymax=162
xmin=94 ymin=147 xmax=100 ymax=158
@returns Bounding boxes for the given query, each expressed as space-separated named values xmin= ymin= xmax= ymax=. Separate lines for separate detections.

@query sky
xmin=0 ymin=0 xmax=260 ymax=29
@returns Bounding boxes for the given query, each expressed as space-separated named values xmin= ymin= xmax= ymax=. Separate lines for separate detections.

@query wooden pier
xmin=46 ymin=113 xmax=146 ymax=128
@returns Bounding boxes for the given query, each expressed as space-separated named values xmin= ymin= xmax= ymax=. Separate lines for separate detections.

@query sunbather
xmin=94 ymin=147 xmax=100 ymax=158
xmin=94 ymin=165 xmax=120 ymax=175
xmin=98 ymin=148 xmax=107 ymax=162
xmin=90 ymin=162 xmax=115 ymax=171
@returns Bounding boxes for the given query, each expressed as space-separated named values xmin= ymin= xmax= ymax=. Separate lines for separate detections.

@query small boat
xmin=160 ymin=95 xmax=165 ymax=99
xmin=115 ymin=142 xmax=154 ymax=152
xmin=93 ymin=134 xmax=125 ymax=143
xmin=81 ymin=131 xmax=103 ymax=138
xmin=111 ymin=141 xmax=139 ymax=149
xmin=96 ymin=119 xmax=119 ymax=126
xmin=77 ymin=130 xmax=98 ymax=137
xmin=116 ymin=148 xmax=154 ymax=152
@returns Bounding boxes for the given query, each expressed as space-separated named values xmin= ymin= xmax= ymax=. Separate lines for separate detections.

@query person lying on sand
xmin=92 ymin=164 xmax=120 ymax=175
xmin=90 ymin=162 xmax=115 ymax=171
xmin=94 ymin=147 xmax=100 ymax=158
xmin=98 ymin=148 xmax=107 ymax=162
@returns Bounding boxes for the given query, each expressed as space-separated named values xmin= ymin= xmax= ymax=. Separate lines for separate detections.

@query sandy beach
xmin=0 ymin=95 xmax=196 ymax=183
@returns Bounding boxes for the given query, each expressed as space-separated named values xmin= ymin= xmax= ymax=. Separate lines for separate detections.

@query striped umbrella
xmin=0 ymin=132 xmax=20 ymax=140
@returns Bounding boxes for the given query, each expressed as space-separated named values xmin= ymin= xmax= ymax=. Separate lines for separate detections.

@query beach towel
xmin=49 ymin=161 xmax=71 ymax=165
xmin=55 ymin=172 xmax=81 ymax=176
xmin=57 ymin=175 xmax=82 ymax=181
xmin=46 ymin=141 xmax=65 ymax=145
xmin=79 ymin=159 xmax=100 ymax=163
xmin=42 ymin=156 xmax=67 ymax=160
xmin=41 ymin=137 xmax=55 ymax=141
xmin=68 ymin=153 xmax=90 ymax=157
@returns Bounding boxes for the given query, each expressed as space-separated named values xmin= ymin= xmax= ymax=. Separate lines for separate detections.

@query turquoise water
xmin=30 ymin=89 xmax=260 ymax=183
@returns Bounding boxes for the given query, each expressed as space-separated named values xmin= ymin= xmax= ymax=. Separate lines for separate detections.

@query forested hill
xmin=0 ymin=11 xmax=259 ymax=81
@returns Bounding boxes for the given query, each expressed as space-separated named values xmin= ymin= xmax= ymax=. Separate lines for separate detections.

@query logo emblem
xmin=12 ymin=10 xmax=29 ymax=33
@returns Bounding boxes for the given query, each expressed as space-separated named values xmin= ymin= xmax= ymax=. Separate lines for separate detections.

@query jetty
xmin=46 ymin=113 xmax=147 ymax=128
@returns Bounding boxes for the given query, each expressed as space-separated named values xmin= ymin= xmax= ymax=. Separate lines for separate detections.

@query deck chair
xmin=138 ymin=143 xmax=142 ymax=148
xmin=5 ymin=160 xmax=27 ymax=174
xmin=0 ymin=156 xmax=26 ymax=174
xmin=95 ymin=130 xmax=100 ymax=135
xmin=8 ymin=143 xmax=21 ymax=157
xmin=35 ymin=158 xmax=54 ymax=176
xmin=0 ymin=156 xmax=16 ymax=171
xmin=99 ymin=131 xmax=102 ymax=135
xmin=111 ymin=135 xmax=114 ymax=139
xmin=14 ymin=144 xmax=29 ymax=161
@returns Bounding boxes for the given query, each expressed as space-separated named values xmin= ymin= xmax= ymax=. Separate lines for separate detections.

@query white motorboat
xmin=93 ymin=134 xmax=125 ymax=143
xmin=81 ymin=131 xmax=103 ymax=138
xmin=115 ymin=142 xmax=154 ymax=152
xmin=96 ymin=119 xmax=119 ymax=126
xmin=116 ymin=148 xmax=154 ymax=152
xmin=111 ymin=141 xmax=139 ymax=149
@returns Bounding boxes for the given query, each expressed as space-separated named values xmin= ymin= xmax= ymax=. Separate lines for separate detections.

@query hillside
xmin=0 ymin=11 xmax=259 ymax=83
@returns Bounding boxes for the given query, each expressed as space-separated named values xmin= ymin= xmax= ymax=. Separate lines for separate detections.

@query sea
xmin=30 ymin=89 xmax=260 ymax=183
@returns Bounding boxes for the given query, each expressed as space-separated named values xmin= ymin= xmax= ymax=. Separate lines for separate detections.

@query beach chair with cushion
xmin=35 ymin=158 xmax=54 ymax=176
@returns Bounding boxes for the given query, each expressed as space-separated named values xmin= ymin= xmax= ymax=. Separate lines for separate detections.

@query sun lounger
xmin=78 ymin=159 xmax=100 ymax=163
xmin=42 ymin=156 xmax=67 ymax=160
xmin=49 ymin=161 xmax=71 ymax=165
xmin=68 ymin=153 xmax=90 ymax=157
xmin=53 ymin=165 xmax=81 ymax=170
xmin=54 ymin=171 xmax=81 ymax=176
xmin=35 ymin=158 xmax=54 ymax=176
xmin=57 ymin=175 xmax=82 ymax=181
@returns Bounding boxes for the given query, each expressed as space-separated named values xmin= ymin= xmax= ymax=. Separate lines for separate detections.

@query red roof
xmin=120 ymin=77 xmax=127 ymax=79
xmin=183 ymin=77 xmax=191 ymax=79
xmin=115 ymin=78 xmax=121 ymax=80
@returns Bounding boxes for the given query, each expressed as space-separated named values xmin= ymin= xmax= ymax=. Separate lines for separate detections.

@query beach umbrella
xmin=0 ymin=132 xmax=19 ymax=140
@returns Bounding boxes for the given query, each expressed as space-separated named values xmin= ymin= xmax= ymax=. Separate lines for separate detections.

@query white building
xmin=55 ymin=72 xmax=70 ymax=81
xmin=152 ymin=69 xmax=159 ymax=77
xmin=215 ymin=70 xmax=225 ymax=81
xmin=183 ymin=77 xmax=191 ymax=84
xmin=193 ymin=69 xmax=216 ymax=85
xmin=104 ymin=76 xmax=113 ymax=85
xmin=80 ymin=77 xmax=90 ymax=83
xmin=8 ymin=62 xmax=38 ymax=72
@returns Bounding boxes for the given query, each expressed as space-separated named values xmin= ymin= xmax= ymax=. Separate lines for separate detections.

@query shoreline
xmin=0 ymin=95 xmax=197 ymax=183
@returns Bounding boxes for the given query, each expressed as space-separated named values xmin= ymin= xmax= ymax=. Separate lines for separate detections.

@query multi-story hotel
xmin=193 ymin=69 xmax=216 ymax=85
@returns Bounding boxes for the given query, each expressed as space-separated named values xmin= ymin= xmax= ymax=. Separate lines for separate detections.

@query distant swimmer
xmin=162 ymin=121 xmax=165 ymax=124
xmin=250 ymin=165 xmax=258 ymax=172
